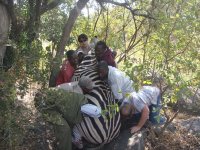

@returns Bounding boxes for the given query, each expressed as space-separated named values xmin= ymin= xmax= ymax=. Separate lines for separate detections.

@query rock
xmin=178 ymin=87 xmax=200 ymax=115
xmin=103 ymin=129 xmax=145 ymax=150
xmin=174 ymin=117 xmax=200 ymax=137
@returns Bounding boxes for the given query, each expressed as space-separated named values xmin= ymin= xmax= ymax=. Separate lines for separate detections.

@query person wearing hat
xmin=35 ymin=76 xmax=100 ymax=150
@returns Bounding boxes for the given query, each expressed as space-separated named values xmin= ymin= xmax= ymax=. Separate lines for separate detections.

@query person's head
xmin=97 ymin=61 xmax=109 ymax=81
xmin=66 ymin=50 xmax=78 ymax=67
xmin=120 ymin=103 xmax=135 ymax=119
xmin=95 ymin=41 xmax=108 ymax=61
xmin=78 ymin=34 xmax=89 ymax=48
xmin=78 ymin=76 xmax=94 ymax=94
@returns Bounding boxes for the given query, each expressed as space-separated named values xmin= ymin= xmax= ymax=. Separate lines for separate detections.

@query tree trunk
xmin=49 ymin=0 xmax=89 ymax=87
xmin=0 ymin=3 xmax=10 ymax=68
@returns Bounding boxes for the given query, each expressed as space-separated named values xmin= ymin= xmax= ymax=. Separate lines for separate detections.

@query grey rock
xmin=175 ymin=117 xmax=200 ymax=136
xmin=103 ymin=130 xmax=145 ymax=150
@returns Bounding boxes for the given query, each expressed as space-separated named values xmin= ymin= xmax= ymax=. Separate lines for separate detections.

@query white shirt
xmin=108 ymin=66 xmax=135 ymax=101
xmin=123 ymin=86 xmax=160 ymax=113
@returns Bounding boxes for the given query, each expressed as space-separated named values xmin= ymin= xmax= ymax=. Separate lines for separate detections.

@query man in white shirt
xmin=120 ymin=86 xmax=166 ymax=134
xmin=97 ymin=61 xmax=135 ymax=103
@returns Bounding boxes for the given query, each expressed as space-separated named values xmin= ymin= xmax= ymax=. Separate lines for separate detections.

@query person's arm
xmin=130 ymin=105 xmax=149 ymax=134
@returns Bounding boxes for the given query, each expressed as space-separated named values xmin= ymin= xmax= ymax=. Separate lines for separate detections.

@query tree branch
xmin=97 ymin=0 xmax=155 ymax=19
xmin=40 ymin=0 xmax=62 ymax=15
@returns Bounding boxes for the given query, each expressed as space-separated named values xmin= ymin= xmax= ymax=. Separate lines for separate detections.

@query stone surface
xmin=103 ymin=130 xmax=145 ymax=150
xmin=178 ymin=87 xmax=200 ymax=115
xmin=174 ymin=116 xmax=200 ymax=137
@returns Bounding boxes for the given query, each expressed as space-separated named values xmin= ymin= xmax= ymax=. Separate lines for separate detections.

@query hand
xmin=130 ymin=126 xmax=141 ymax=134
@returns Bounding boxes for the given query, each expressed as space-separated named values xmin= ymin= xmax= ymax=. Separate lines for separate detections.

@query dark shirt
xmin=101 ymin=48 xmax=116 ymax=67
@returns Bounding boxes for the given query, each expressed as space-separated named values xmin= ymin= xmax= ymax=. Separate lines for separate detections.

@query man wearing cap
xmin=35 ymin=76 xmax=100 ymax=150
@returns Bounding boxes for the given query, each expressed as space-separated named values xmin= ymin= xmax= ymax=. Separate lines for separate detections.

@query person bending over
xmin=120 ymin=86 xmax=166 ymax=134
xmin=35 ymin=76 xmax=100 ymax=150
xmin=97 ymin=61 xmax=134 ymax=104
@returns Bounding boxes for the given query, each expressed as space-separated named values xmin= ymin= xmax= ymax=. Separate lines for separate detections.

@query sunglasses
xmin=79 ymin=39 xmax=87 ymax=43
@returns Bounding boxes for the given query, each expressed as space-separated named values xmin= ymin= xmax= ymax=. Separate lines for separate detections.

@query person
xmin=76 ymin=34 xmax=93 ymax=55
xmin=120 ymin=86 xmax=166 ymax=134
xmin=95 ymin=41 xmax=116 ymax=67
xmin=56 ymin=50 xmax=78 ymax=86
xmin=97 ymin=61 xmax=134 ymax=103
xmin=35 ymin=76 xmax=101 ymax=150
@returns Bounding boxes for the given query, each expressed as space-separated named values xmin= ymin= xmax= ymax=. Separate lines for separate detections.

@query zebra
xmin=72 ymin=53 xmax=121 ymax=145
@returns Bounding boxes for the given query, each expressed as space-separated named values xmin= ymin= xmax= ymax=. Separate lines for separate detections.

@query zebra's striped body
xmin=73 ymin=54 xmax=121 ymax=145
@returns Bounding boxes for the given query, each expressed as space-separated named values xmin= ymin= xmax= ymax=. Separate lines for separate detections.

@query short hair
xmin=97 ymin=60 xmax=108 ymax=70
xmin=78 ymin=34 xmax=88 ymax=42
xmin=66 ymin=50 xmax=75 ymax=59
xmin=95 ymin=41 xmax=108 ymax=51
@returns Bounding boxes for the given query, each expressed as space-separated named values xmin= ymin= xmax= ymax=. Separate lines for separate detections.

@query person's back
xmin=108 ymin=66 xmax=134 ymax=101
xmin=137 ymin=86 xmax=160 ymax=106
xmin=35 ymin=88 xmax=87 ymax=126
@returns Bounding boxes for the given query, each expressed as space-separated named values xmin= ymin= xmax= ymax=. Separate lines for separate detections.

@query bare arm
xmin=130 ymin=105 xmax=149 ymax=134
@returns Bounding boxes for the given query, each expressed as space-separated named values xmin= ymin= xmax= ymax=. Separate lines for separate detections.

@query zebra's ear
xmin=81 ymin=104 xmax=101 ymax=118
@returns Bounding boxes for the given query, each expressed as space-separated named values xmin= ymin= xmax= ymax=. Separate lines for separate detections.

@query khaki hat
xmin=78 ymin=76 xmax=94 ymax=90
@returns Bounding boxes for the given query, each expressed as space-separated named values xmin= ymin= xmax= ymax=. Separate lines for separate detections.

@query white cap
xmin=81 ymin=104 xmax=101 ymax=118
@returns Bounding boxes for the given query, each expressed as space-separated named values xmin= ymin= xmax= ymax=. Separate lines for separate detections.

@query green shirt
xmin=35 ymin=88 xmax=88 ymax=126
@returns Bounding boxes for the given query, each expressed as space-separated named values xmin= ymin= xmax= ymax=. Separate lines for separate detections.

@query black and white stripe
xmin=73 ymin=54 xmax=121 ymax=145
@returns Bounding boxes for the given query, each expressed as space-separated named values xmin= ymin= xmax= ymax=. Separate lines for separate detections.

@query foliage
xmin=1 ymin=0 xmax=200 ymax=149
